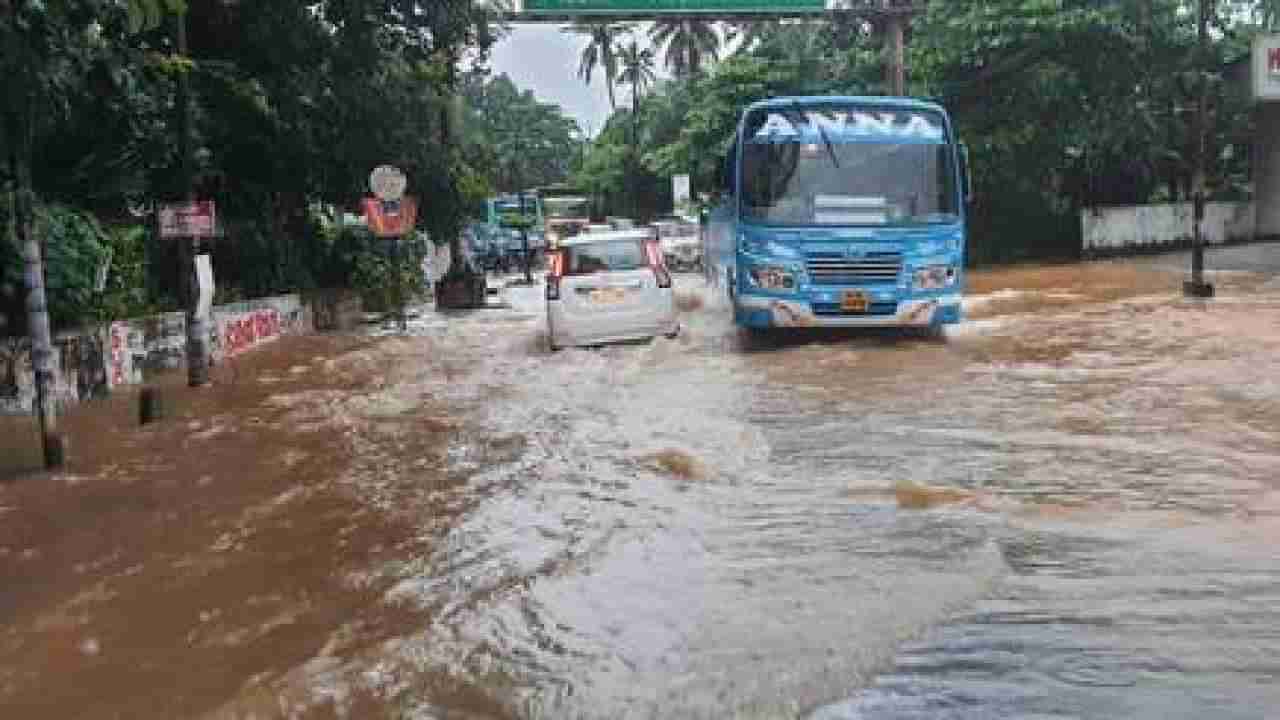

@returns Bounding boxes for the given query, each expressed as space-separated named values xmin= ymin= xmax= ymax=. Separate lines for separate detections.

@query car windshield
xmin=564 ymin=240 xmax=646 ymax=275
xmin=741 ymin=105 xmax=958 ymax=226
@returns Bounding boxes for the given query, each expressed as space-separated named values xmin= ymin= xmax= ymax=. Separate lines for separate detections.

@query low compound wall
xmin=3 ymin=293 xmax=321 ymax=416
xmin=1082 ymin=202 xmax=1256 ymax=255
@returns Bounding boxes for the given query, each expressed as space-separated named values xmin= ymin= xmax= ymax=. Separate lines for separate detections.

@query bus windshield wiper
xmin=790 ymin=100 xmax=839 ymax=169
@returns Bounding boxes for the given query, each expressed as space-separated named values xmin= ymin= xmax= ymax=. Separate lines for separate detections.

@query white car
xmin=545 ymin=229 xmax=680 ymax=350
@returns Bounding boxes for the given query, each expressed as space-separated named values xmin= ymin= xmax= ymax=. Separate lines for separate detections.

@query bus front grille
xmin=806 ymin=252 xmax=903 ymax=285
xmin=812 ymin=302 xmax=899 ymax=317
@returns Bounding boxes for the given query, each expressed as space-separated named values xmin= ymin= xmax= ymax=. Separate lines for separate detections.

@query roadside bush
xmin=95 ymin=224 xmax=155 ymax=324
xmin=351 ymin=244 xmax=425 ymax=314
xmin=0 ymin=204 xmax=113 ymax=335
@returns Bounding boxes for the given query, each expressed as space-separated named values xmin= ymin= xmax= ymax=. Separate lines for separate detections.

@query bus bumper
xmin=734 ymin=295 xmax=963 ymax=329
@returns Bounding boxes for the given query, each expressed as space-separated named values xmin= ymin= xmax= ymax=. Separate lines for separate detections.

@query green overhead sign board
xmin=519 ymin=0 xmax=830 ymax=13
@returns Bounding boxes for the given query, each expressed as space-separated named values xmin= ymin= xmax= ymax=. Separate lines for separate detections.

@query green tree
xmin=619 ymin=38 xmax=657 ymax=218
xmin=648 ymin=19 xmax=721 ymax=78
xmin=563 ymin=21 xmax=631 ymax=111
xmin=2 ymin=0 xmax=181 ymax=467
xmin=725 ymin=20 xmax=776 ymax=55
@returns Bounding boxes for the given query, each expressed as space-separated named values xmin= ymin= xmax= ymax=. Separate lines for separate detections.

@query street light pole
xmin=1184 ymin=0 xmax=1215 ymax=298
xmin=886 ymin=14 xmax=906 ymax=96
xmin=519 ymin=190 xmax=532 ymax=284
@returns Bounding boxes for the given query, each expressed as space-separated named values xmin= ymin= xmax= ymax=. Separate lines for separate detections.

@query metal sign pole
xmin=368 ymin=167 xmax=411 ymax=328
xmin=395 ymin=233 xmax=407 ymax=332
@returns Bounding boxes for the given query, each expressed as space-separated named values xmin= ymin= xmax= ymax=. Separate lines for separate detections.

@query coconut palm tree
xmin=618 ymin=38 xmax=657 ymax=218
xmin=618 ymin=39 xmax=657 ymax=110
xmin=562 ymin=21 xmax=631 ymax=111
xmin=725 ymin=19 xmax=775 ymax=55
xmin=648 ymin=19 xmax=720 ymax=78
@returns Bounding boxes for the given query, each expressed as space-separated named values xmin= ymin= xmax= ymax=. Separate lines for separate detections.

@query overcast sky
xmin=490 ymin=23 xmax=662 ymax=138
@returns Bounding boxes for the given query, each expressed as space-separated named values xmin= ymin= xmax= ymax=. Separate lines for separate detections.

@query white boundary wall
xmin=1081 ymin=202 xmax=1256 ymax=254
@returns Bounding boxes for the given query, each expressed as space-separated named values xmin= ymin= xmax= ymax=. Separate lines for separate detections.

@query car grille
xmin=806 ymin=251 xmax=902 ymax=285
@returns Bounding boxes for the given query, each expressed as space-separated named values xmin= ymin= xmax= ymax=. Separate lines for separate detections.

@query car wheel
xmin=665 ymin=323 xmax=681 ymax=340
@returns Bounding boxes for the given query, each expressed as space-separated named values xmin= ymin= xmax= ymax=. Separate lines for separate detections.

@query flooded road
xmin=5 ymin=250 xmax=1280 ymax=718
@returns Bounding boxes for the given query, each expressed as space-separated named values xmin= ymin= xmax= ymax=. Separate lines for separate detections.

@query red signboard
xmin=160 ymin=201 xmax=216 ymax=239
xmin=363 ymin=196 xmax=418 ymax=238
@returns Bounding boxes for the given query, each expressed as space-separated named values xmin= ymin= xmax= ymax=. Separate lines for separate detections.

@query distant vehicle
xmin=606 ymin=217 xmax=635 ymax=230
xmin=485 ymin=193 xmax=543 ymax=230
xmin=539 ymin=187 xmax=592 ymax=247
xmin=502 ymin=228 xmax=527 ymax=268
xmin=707 ymin=96 xmax=971 ymax=335
xmin=654 ymin=220 xmax=702 ymax=273
xmin=584 ymin=223 xmax=613 ymax=235
xmin=544 ymin=228 xmax=679 ymax=351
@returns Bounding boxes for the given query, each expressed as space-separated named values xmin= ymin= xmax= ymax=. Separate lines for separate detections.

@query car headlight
xmin=748 ymin=265 xmax=796 ymax=291
xmin=914 ymin=265 xmax=957 ymax=290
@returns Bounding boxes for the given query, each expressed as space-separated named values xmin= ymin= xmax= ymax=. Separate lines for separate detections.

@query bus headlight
xmin=914 ymin=265 xmax=957 ymax=290
xmin=739 ymin=232 xmax=766 ymax=255
xmin=748 ymin=265 xmax=796 ymax=291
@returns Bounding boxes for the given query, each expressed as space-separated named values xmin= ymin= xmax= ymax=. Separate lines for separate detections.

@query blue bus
xmin=485 ymin=193 xmax=544 ymax=230
xmin=707 ymin=96 xmax=971 ymax=335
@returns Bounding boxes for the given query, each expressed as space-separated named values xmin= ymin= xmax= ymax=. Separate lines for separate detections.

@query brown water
xmin=4 ymin=257 xmax=1280 ymax=719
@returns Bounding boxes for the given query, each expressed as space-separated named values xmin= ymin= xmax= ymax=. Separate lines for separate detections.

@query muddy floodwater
xmin=4 ymin=251 xmax=1280 ymax=719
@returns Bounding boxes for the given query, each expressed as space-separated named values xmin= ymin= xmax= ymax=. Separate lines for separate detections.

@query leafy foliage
xmin=462 ymin=73 xmax=582 ymax=194
xmin=577 ymin=2 xmax=1271 ymax=262
xmin=0 ymin=205 xmax=112 ymax=333
xmin=562 ymin=21 xmax=632 ymax=111
xmin=649 ymin=19 xmax=721 ymax=78
xmin=0 ymin=0 xmax=539 ymax=333
xmin=351 ymin=241 xmax=427 ymax=314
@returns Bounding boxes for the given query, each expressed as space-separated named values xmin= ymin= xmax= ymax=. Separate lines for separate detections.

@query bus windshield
xmin=741 ymin=105 xmax=958 ymax=226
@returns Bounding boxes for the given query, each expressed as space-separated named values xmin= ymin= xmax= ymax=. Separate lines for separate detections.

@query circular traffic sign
xmin=369 ymin=165 xmax=407 ymax=201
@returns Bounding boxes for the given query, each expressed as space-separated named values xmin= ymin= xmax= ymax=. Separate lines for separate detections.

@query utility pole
xmin=631 ymin=80 xmax=640 ymax=220
xmin=886 ymin=12 xmax=906 ymax=95
xmin=176 ymin=9 xmax=211 ymax=384
xmin=519 ymin=190 xmax=532 ymax=284
xmin=1185 ymin=0 xmax=1215 ymax=298
xmin=840 ymin=1 xmax=918 ymax=96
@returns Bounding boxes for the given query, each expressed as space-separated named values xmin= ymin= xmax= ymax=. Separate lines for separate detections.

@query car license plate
xmin=841 ymin=290 xmax=869 ymax=313
xmin=591 ymin=288 xmax=626 ymax=304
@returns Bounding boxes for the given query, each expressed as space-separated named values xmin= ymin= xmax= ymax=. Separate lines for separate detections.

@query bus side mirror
xmin=959 ymin=143 xmax=974 ymax=206
xmin=720 ymin=151 xmax=736 ymax=195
